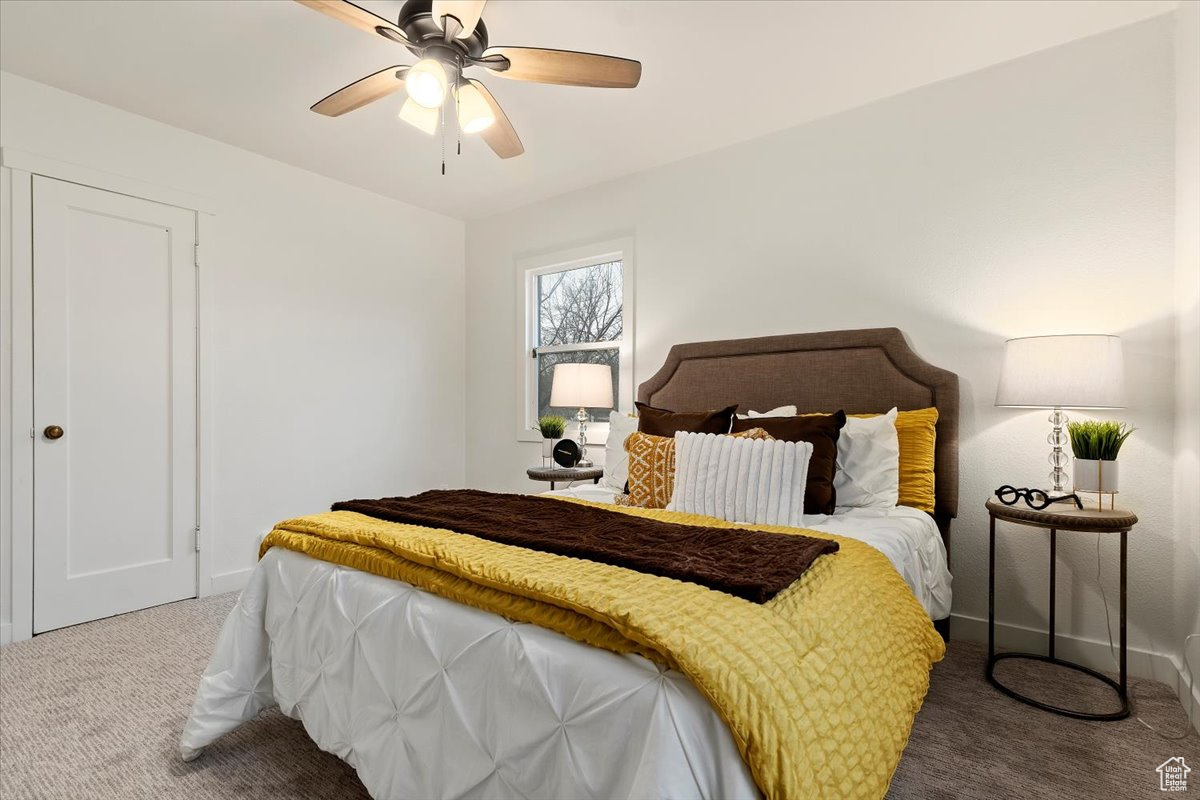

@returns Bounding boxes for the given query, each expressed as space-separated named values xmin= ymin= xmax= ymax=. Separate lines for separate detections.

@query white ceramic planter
xmin=1073 ymin=459 xmax=1119 ymax=493
xmin=541 ymin=438 xmax=559 ymax=466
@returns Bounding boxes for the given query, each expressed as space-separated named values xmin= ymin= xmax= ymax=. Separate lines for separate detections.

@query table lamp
xmin=550 ymin=363 xmax=614 ymax=468
xmin=995 ymin=334 xmax=1125 ymax=493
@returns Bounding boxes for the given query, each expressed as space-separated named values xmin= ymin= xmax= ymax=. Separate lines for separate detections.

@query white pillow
xmin=602 ymin=412 xmax=639 ymax=491
xmin=668 ymin=431 xmax=813 ymax=527
xmin=735 ymin=405 xmax=798 ymax=420
xmin=834 ymin=408 xmax=900 ymax=509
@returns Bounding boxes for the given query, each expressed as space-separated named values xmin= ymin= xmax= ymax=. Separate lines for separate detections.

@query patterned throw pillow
xmin=624 ymin=428 xmax=774 ymax=509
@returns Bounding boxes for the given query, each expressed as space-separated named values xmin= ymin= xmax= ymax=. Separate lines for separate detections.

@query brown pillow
xmin=730 ymin=410 xmax=847 ymax=515
xmin=635 ymin=402 xmax=737 ymax=437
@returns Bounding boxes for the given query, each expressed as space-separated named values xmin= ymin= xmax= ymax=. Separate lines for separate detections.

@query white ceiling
xmin=0 ymin=0 xmax=1176 ymax=220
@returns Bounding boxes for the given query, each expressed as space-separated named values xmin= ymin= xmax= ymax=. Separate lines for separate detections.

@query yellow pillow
xmin=854 ymin=408 xmax=938 ymax=512
xmin=801 ymin=407 xmax=939 ymax=512
xmin=624 ymin=428 xmax=774 ymax=509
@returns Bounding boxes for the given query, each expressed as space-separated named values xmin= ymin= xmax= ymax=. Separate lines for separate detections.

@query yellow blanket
xmin=261 ymin=500 xmax=944 ymax=800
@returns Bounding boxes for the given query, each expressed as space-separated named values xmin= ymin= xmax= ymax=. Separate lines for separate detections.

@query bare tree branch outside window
xmin=537 ymin=261 xmax=622 ymax=347
xmin=535 ymin=261 xmax=622 ymax=420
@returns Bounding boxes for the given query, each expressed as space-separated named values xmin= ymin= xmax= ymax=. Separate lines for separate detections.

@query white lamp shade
xmin=550 ymin=363 xmax=614 ymax=408
xmin=398 ymin=99 xmax=438 ymax=135
xmin=405 ymin=59 xmax=448 ymax=109
xmin=995 ymin=334 xmax=1126 ymax=409
xmin=456 ymin=81 xmax=495 ymax=133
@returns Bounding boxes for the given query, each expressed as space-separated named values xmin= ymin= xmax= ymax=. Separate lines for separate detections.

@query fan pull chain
xmin=456 ymin=83 xmax=462 ymax=156
xmin=440 ymin=99 xmax=446 ymax=175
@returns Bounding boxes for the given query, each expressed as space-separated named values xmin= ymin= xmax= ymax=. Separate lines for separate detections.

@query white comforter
xmin=180 ymin=493 xmax=951 ymax=799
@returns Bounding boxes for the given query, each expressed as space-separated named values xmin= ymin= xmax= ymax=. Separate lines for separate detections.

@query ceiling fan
xmin=296 ymin=0 xmax=642 ymax=160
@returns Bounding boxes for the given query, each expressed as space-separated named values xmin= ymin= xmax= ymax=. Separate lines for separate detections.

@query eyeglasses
xmin=994 ymin=485 xmax=1084 ymax=511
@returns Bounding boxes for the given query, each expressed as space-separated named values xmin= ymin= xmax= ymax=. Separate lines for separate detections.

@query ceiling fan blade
xmin=311 ymin=66 xmax=409 ymax=116
xmin=433 ymin=0 xmax=487 ymax=38
xmin=482 ymin=47 xmax=641 ymax=88
xmin=294 ymin=0 xmax=408 ymax=44
xmin=468 ymin=79 xmax=523 ymax=159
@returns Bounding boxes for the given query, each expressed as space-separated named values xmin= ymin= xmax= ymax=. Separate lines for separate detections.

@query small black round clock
xmin=552 ymin=439 xmax=581 ymax=468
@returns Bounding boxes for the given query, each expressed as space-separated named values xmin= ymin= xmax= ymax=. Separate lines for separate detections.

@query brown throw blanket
xmin=332 ymin=489 xmax=838 ymax=603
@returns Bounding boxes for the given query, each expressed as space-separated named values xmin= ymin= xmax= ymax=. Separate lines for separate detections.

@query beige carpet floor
xmin=0 ymin=592 xmax=1196 ymax=799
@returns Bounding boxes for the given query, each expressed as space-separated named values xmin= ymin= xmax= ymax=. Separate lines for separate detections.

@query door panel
xmin=33 ymin=176 xmax=198 ymax=633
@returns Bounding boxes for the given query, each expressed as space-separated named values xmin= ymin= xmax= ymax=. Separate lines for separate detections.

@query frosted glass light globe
xmin=398 ymin=98 xmax=438 ymax=135
xmin=406 ymin=59 xmax=448 ymax=109
xmin=456 ymin=81 xmax=495 ymax=133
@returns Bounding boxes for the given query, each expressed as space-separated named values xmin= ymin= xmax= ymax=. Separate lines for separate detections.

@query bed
xmin=180 ymin=327 xmax=958 ymax=800
xmin=549 ymin=483 xmax=951 ymax=621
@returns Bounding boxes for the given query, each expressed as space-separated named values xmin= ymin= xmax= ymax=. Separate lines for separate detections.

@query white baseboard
xmin=952 ymin=613 xmax=1199 ymax=734
xmin=0 ymin=622 xmax=11 ymax=647
xmin=1168 ymin=650 xmax=1200 ymax=736
xmin=209 ymin=568 xmax=253 ymax=596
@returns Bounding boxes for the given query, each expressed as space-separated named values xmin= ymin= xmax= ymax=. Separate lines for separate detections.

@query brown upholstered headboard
xmin=637 ymin=328 xmax=960 ymax=532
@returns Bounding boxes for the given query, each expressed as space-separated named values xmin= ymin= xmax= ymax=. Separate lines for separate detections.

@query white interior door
xmin=32 ymin=175 xmax=198 ymax=633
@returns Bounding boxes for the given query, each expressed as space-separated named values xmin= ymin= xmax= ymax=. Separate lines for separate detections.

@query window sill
xmin=518 ymin=424 xmax=611 ymax=446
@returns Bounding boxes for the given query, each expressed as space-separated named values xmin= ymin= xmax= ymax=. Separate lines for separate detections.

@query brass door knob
xmin=43 ymin=425 xmax=64 ymax=440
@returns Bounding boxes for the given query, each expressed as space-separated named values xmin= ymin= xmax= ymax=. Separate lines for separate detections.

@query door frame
xmin=1 ymin=148 xmax=218 ymax=643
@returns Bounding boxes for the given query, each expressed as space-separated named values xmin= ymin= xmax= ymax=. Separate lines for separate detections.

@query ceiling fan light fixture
xmin=297 ymin=0 xmax=643 ymax=161
xmin=405 ymin=59 xmax=448 ymax=109
xmin=399 ymin=98 xmax=439 ymax=135
xmin=456 ymin=82 xmax=495 ymax=133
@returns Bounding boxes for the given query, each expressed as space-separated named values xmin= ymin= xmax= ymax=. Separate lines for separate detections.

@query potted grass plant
xmin=538 ymin=415 xmax=567 ymax=466
xmin=1068 ymin=420 xmax=1134 ymax=493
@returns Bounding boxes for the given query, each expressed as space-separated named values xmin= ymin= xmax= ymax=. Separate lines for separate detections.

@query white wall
xmin=1174 ymin=0 xmax=1200 ymax=725
xmin=1 ymin=12 xmax=1193 ymax=721
xmin=466 ymin=18 xmax=1187 ymax=681
xmin=0 ymin=164 xmax=12 ymax=645
xmin=0 ymin=73 xmax=466 ymax=639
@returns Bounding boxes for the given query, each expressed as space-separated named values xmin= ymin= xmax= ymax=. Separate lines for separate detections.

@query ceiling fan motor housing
xmin=396 ymin=0 xmax=490 ymax=63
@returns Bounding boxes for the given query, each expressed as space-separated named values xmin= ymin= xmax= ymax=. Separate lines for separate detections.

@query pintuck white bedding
xmin=182 ymin=545 xmax=759 ymax=799
xmin=180 ymin=487 xmax=951 ymax=800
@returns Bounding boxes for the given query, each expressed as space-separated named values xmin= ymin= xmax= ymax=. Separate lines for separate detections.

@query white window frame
xmin=516 ymin=237 xmax=634 ymax=445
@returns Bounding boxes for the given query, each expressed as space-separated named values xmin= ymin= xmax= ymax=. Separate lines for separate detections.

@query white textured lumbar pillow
xmin=835 ymin=407 xmax=900 ymax=509
xmin=602 ymin=412 xmax=639 ymax=492
xmin=735 ymin=405 xmax=798 ymax=419
xmin=668 ymin=431 xmax=813 ymax=527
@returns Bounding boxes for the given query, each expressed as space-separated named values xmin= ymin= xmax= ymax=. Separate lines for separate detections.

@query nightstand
xmin=526 ymin=466 xmax=604 ymax=491
xmin=985 ymin=497 xmax=1137 ymax=720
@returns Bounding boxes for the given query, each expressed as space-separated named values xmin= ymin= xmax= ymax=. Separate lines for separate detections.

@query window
xmin=518 ymin=239 xmax=633 ymax=443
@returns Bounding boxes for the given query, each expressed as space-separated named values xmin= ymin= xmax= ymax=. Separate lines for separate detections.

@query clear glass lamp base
xmin=575 ymin=407 xmax=593 ymax=467
xmin=1047 ymin=407 xmax=1070 ymax=493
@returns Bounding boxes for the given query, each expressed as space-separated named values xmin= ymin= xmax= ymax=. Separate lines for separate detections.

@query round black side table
xmin=526 ymin=466 xmax=604 ymax=491
xmin=985 ymin=497 xmax=1137 ymax=721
